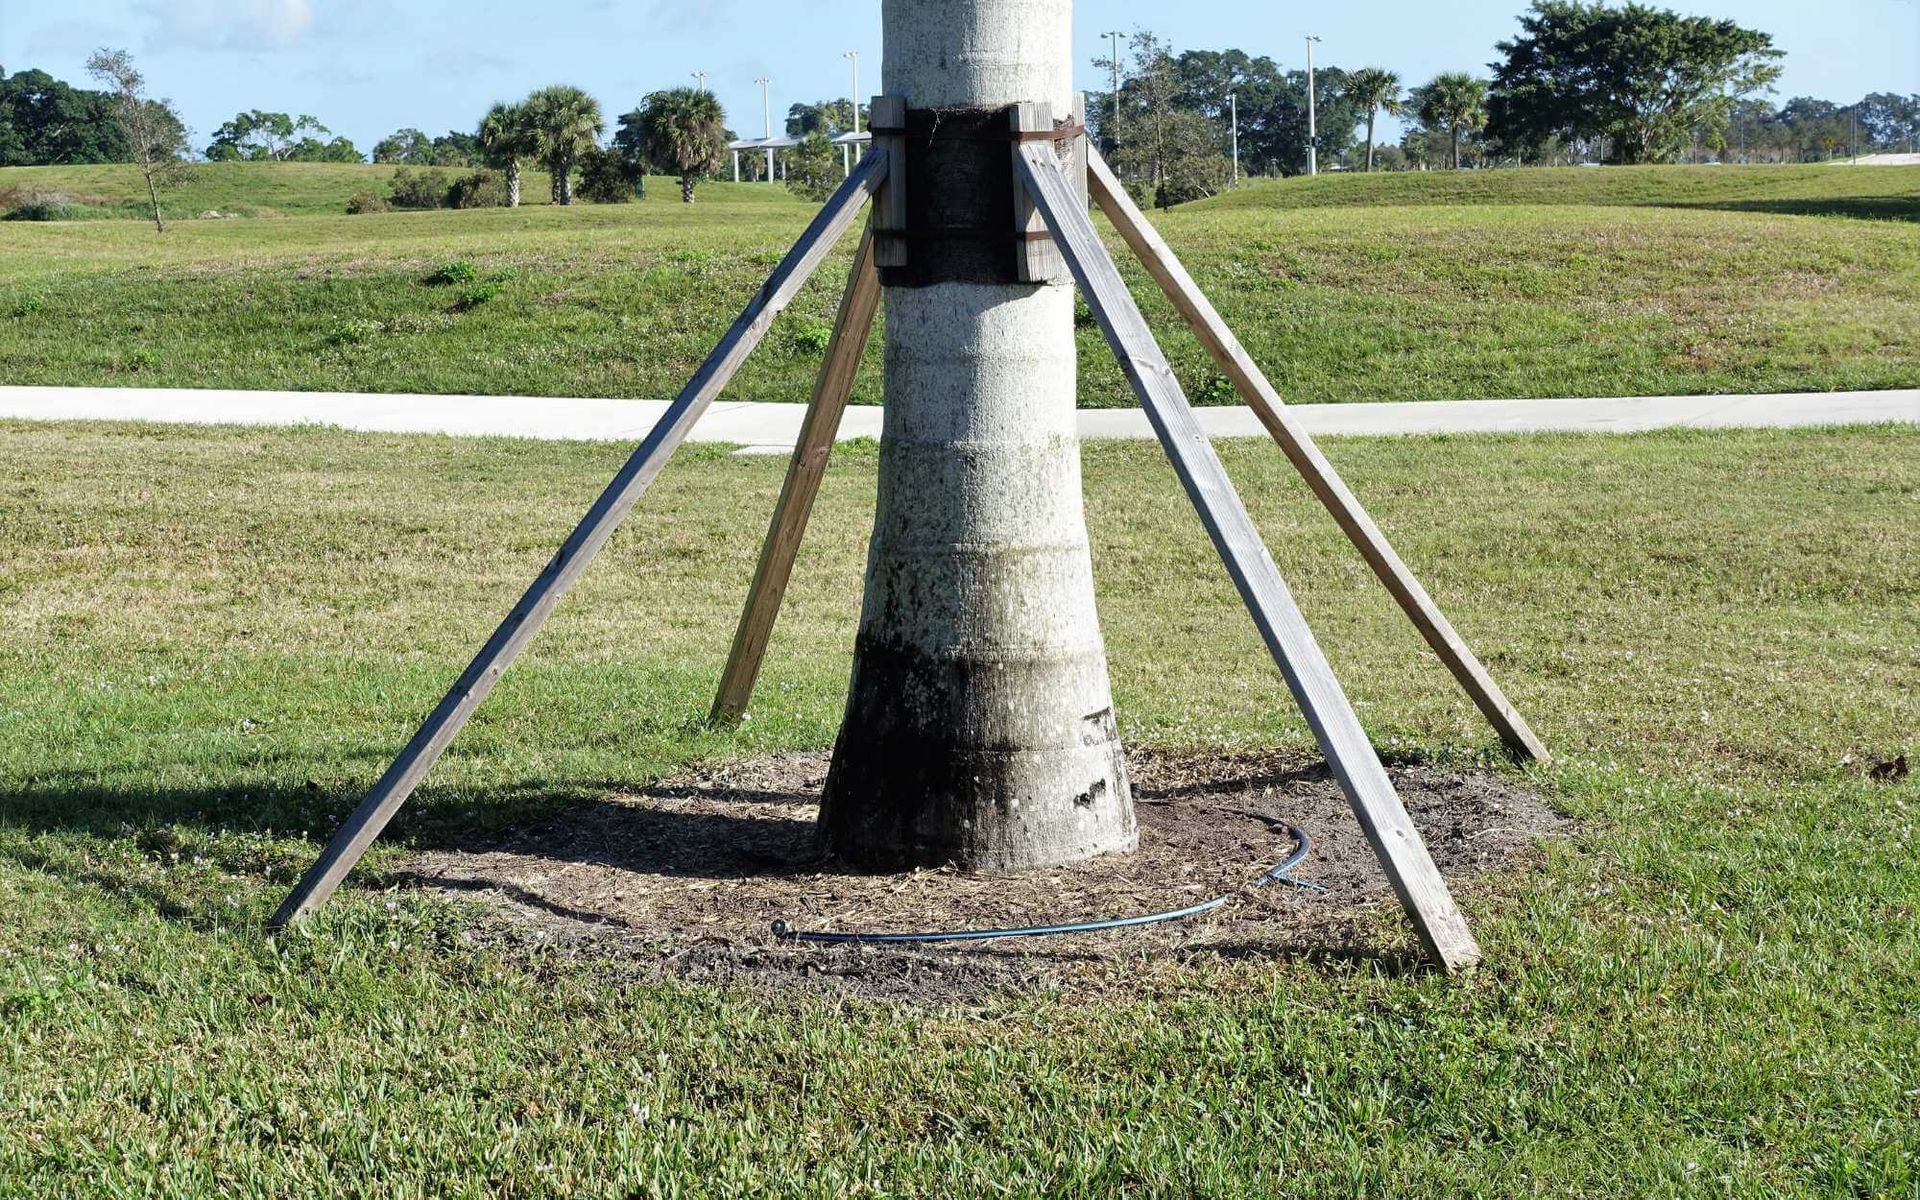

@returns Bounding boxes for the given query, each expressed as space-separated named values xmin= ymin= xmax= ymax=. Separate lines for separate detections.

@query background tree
xmin=1149 ymin=108 xmax=1234 ymax=203
xmin=373 ymin=128 xmax=431 ymax=164
xmin=1775 ymin=97 xmax=1847 ymax=161
xmin=287 ymin=134 xmax=362 ymax=162
xmin=0 ymin=66 xmax=129 ymax=164
xmin=1166 ymin=48 xmax=1285 ymax=173
xmin=1095 ymin=30 xmax=1182 ymax=201
xmin=1346 ymin=67 xmax=1405 ymax=171
xmin=785 ymin=99 xmax=864 ymax=137
xmin=205 ymin=110 xmax=330 ymax=161
xmin=1398 ymin=124 xmax=1455 ymax=169
xmin=611 ymin=108 xmax=649 ymax=175
xmin=1369 ymin=142 xmax=1409 ymax=171
xmin=631 ymin=86 xmax=728 ymax=203
xmin=1487 ymin=0 xmax=1783 ymax=165
xmin=1414 ymin=72 xmax=1490 ymax=168
xmin=1098 ymin=39 xmax=1360 ymax=179
xmin=83 ymin=49 xmax=189 ymax=233
xmin=1857 ymin=93 xmax=1920 ymax=152
xmin=477 ymin=102 xmax=533 ymax=207
xmin=522 ymin=86 xmax=604 ymax=205
xmin=430 ymin=131 xmax=482 ymax=167
xmin=783 ymin=131 xmax=840 ymax=202
xmin=1096 ymin=31 xmax=1234 ymax=206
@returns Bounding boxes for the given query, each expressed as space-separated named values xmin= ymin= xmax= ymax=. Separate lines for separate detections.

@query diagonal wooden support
xmin=1086 ymin=151 xmax=1549 ymax=765
xmin=711 ymin=225 xmax=881 ymax=725
xmin=1015 ymin=142 xmax=1482 ymax=973
xmin=267 ymin=151 xmax=888 ymax=932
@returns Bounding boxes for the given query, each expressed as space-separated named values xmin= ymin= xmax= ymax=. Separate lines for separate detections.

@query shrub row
xmin=349 ymin=167 xmax=512 ymax=215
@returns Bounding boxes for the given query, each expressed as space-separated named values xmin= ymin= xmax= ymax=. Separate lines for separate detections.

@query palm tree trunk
xmin=1365 ymin=110 xmax=1377 ymax=172
xmin=506 ymin=160 xmax=522 ymax=208
xmin=1451 ymin=127 xmax=1461 ymax=169
xmin=822 ymin=0 xmax=1135 ymax=873
xmin=681 ymin=174 xmax=695 ymax=204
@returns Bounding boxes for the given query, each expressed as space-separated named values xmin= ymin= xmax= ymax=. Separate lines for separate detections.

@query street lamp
xmin=1305 ymin=35 xmax=1322 ymax=176
xmin=844 ymin=50 xmax=861 ymax=133
xmin=691 ymin=71 xmax=708 ymax=92
xmin=756 ymin=76 xmax=774 ymax=182
xmin=843 ymin=50 xmax=861 ymax=177
xmin=1229 ymin=92 xmax=1240 ymax=185
xmin=1899 ymin=0 xmax=1920 ymax=150
xmin=1101 ymin=30 xmax=1124 ymax=152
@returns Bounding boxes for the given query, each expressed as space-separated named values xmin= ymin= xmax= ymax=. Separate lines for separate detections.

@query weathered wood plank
xmin=1086 ymin=150 xmax=1549 ymax=764
xmin=711 ymin=226 xmax=881 ymax=725
xmin=870 ymin=96 xmax=908 ymax=269
xmin=1068 ymin=93 xmax=1090 ymax=208
xmin=1015 ymin=143 xmax=1481 ymax=973
xmin=268 ymin=151 xmax=888 ymax=931
xmin=1010 ymin=101 xmax=1066 ymax=283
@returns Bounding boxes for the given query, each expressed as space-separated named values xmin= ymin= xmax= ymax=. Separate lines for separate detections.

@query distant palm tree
xmin=523 ymin=85 xmax=605 ymax=205
xmin=634 ymin=87 xmax=730 ymax=203
xmin=478 ymin=102 xmax=533 ymax=207
xmin=1346 ymin=68 xmax=1405 ymax=173
xmin=1415 ymin=72 xmax=1489 ymax=169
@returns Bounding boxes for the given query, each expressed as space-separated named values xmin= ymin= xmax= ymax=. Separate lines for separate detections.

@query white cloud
xmin=143 ymin=0 xmax=317 ymax=51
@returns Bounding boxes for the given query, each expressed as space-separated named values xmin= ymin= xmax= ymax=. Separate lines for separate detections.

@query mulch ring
xmin=402 ymin=749 xmax=1568 ymax=1003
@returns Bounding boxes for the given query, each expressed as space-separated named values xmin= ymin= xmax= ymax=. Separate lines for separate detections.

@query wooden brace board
xmin=1085 ymin=150 xmax=1548 ymax=764
xmin=710 ymin=226 xmax=882 ymax=724
xmin=1014 ymin=142 xmax=1481 ymax=973
xmin=268 ymin=151 xmax=888 ymax=931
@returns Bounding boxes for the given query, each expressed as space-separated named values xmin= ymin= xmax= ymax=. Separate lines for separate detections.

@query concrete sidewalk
xmin=1 ymin=385 xmax=1914 ymax=451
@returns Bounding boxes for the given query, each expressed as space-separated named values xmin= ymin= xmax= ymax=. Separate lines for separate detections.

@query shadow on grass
xmin=1662 ymin=196 xmax=1920 ymax=222
xmin=0 ymin=772 xmax=645 ymax=931
xmin=0 ymin=763 xmax=1462 ymax=983
xmin=0 ymin=771 xmax=632 ymax=845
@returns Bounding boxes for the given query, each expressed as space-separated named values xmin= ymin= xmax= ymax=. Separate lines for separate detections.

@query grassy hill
xmin=0 ymin=161 xmax=1916 ymax=405
xmin=1198 ymin=162 xmax=1920 ymax=221
xmin=0 ymin=161 xmax=798 ymax=220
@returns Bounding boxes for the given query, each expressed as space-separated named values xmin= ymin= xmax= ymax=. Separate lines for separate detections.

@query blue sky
xmin=3 ymin=0 xmax=1915 ymax=152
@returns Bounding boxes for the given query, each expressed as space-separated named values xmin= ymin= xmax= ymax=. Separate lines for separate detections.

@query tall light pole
xmin=691 ymin=71 xmax=708 ymax=92
xmin=843 ymin=50 xmax=861 ymax=177
xmin=845 ymin=50 xmax=862 ymax=133
xmin=1230 ymin=91 xmax=1240 ymax=185
xmin=1900 ymin=0 xmax=1920 ymax=151
xmin=1305 ymin=35 xmax=1322 ymax=176
xmin=756 ymin=76 xmax=774 ymax=182
xmin=1101 ymin=29 xmax=1124 ymax=152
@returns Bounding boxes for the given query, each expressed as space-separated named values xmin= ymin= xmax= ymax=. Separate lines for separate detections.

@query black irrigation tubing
xmin=772 ymin=817 xmax=1325 ymax=946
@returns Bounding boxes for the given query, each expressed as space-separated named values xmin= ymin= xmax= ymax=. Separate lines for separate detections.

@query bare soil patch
xmin=404 ymin=750 xmax=1566 ymax=1002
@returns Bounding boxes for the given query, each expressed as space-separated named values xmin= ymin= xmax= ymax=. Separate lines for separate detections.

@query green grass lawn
xmin=0 ymin=161 xmax=807 ymax=221
xmin=1 ymin=162 xmax=1917 ymax=406
xmin=0 ymin=161 xmax=562 ymax=220
xmin=0 ymin=161 xmax=779 ymax=220
xmin=1200 ymin=162 xmax=1920 ymax=221
xmin=1 ymin=419 xmax=1914 ymax=1195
